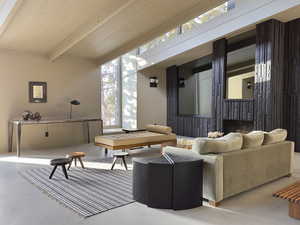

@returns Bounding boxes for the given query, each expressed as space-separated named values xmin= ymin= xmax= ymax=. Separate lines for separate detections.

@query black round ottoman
xmin=132 ymin=154 xmax=203 ymax=210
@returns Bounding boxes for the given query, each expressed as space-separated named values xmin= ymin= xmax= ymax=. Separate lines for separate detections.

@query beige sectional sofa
xmin=163 ymin=129 xmax=294 ymax=206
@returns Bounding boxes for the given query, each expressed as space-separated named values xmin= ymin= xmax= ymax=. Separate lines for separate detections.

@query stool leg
xmin=68 ymin=158 xmax=73 ymax=170
xmin=78 ymin=157 xmax=85 ymax=169
xmin=62 ymin=165 xmax=69 ymax=179
xmin=111 ymin=157 xmax=117 ymax=170
xmin=74 ymin=158 xmax=77 ymax=167
xmin=49 ymin=165 xmax=57 ymax=179
xmin=121 ymin=156 xmax=128 ymax=170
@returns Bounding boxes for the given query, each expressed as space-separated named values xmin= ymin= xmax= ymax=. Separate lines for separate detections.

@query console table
xmin=8 ymin=117 xmax=103 ymax=157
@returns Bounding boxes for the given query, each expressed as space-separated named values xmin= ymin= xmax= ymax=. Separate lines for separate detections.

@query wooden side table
xmin=273 ymin=182 xmax=300 ymax=219
xmin=67 ymin=152 xmax=86 ymax=170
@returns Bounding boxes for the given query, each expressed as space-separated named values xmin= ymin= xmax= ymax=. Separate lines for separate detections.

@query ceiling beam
xmin=0 ymin=0 xmax=23 ymax=36
xmin=49 ymin=0 xmax=137 ymax=61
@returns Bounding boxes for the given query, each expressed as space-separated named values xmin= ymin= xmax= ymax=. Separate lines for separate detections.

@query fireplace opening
xmin=223 ymin=120 xmax=254 ymax=134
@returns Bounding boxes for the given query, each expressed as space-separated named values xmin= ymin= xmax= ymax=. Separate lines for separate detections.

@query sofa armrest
xmin=163 ymin=146 xmax=224 ymax=202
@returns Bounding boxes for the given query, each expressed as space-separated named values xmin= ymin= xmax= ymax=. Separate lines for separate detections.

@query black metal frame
xmin=29 ymin=81 xmax=47 ymax=103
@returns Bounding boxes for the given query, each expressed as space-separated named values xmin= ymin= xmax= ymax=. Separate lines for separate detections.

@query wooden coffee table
xmin=273 ymin=182 xmax=300 ymax=219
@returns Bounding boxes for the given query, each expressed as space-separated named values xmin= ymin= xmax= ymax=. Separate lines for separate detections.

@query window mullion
xmin=118 ymin=57 xmax=123 ymax=128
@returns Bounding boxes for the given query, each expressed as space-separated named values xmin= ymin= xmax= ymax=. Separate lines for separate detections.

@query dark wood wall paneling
xmin=254 ymin=19 xmax=285 ymax=131
xmin=284 ymin=18 xmax=300 ymax=152
xmin=167 ymin=19 xmax=299 ymax=153
xmin=211 ymin=38 xmax=227 ymax=131
xmin=166 ymin=66 xmax=179 ymax=133
xmin=223 ymin=99 xmax=254 ymax=121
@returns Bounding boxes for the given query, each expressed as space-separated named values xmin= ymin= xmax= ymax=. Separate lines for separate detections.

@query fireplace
xmin=223 ymin=120 xmax=254 ymax=134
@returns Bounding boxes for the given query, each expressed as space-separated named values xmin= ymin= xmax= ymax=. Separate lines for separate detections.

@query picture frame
xmin=29 ymin=81 xmax=47 ymax=103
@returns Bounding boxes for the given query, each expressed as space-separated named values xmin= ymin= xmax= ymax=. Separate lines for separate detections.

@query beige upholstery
xmin=95 ymin=131 xmax=176 ymax=147
xmin=242 ymin=131 xmax=264 ymax=148
xmin=163 ymin=140 xmax=294 ymax=203
xmin=145 ymin=124 xmax=172 ymax=135
xmin=263 ymin=129 xmax=287 ymax=145
xmin=222 ymin=141 xmax=293 ymax=199
xmin=192 ymin=132 xmax=243 ymax=154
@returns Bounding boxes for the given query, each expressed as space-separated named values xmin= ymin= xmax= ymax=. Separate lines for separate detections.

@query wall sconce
xmin=179 ymin=77 xmax=185 ymax=88
xmin=69 ymin=99 xmax=80 ymax=119
xmin=247 ymin=81 xmax=252 ymax=89
xmin=149 ymin=76 xmax=158 ymax=87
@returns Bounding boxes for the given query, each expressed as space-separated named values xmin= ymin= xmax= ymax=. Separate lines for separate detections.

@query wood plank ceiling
xmin=0 ymin=0 xmax=225 ymax=63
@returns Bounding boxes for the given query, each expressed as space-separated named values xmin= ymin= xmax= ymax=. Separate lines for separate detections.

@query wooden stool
xmin=111 ymin=152 xmax=129 ymax=170
xmin=67 ymin=152 xmax=86 ymax=170
xmin=273 ymin=181 xmax=300 ymax=219
xmin=49 ymin=158 xmax=72 ymax=179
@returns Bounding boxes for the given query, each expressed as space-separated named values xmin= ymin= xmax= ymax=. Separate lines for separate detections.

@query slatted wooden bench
xmin=273 ymin=182 xmax=300 ymax=219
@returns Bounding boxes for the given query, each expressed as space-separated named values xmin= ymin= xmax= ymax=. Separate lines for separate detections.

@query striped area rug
xmin=20 ymin=167 xmax=134 ymax=217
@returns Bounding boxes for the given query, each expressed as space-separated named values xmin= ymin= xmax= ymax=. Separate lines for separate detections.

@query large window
xmin=139 ymin=28 xmax=179 ymax=54
xmin=101 ymin=59 xmax=121 ymax=127
xmin=121 ymin=50 xmax=138 ymax=129
xmin=139 ymin=1 xmax=235 ymax=54
xmin=101 ymin=51 xmax=138 ymax=129
xmin=181 ymin=2 xmax=230 ymax=33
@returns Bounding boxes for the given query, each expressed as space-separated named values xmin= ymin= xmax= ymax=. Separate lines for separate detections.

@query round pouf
xmin=132 ymin=154 xmax=203 ymax=210
xmin=66 ymin=152 xmax=86 ymax=170
xmin=49 ymin=158 xmax=72 ymax=179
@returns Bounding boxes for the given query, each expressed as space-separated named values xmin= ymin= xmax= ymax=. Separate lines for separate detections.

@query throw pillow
xmin=145 ymin=124 xmax=172 ymax=135
xmin=242 ymin=131 xmax=264 ymax=149
xmin=192 ymin=132 xmax=243 ymax=154
xmin=263 ymin=128 xmax=287 ymax=145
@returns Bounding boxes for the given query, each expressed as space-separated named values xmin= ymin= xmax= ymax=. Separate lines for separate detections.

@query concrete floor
xmin=0 ymin=144 xmax=300 ymax=225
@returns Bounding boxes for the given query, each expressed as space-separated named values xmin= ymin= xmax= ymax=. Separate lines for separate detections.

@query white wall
xmin=137 ymin=67 xmax=167 ymax=128
xmin=0 ymin=50 xmax=101 ymax=153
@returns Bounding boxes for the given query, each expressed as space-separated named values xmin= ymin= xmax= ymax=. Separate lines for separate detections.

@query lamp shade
xmin=70 ymin=100 xmax=80 ymax=105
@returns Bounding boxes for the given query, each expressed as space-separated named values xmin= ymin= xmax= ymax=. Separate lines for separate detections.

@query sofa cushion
xmin=263 ymin=129 xmax=287 ymax=145
xmin=242 ymin=131 xmax=264 ymax=149
xmin=145 ymin=124 xmax=172 ymax=135
xmin=192 ymin=132 xmax=243 ymax=154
